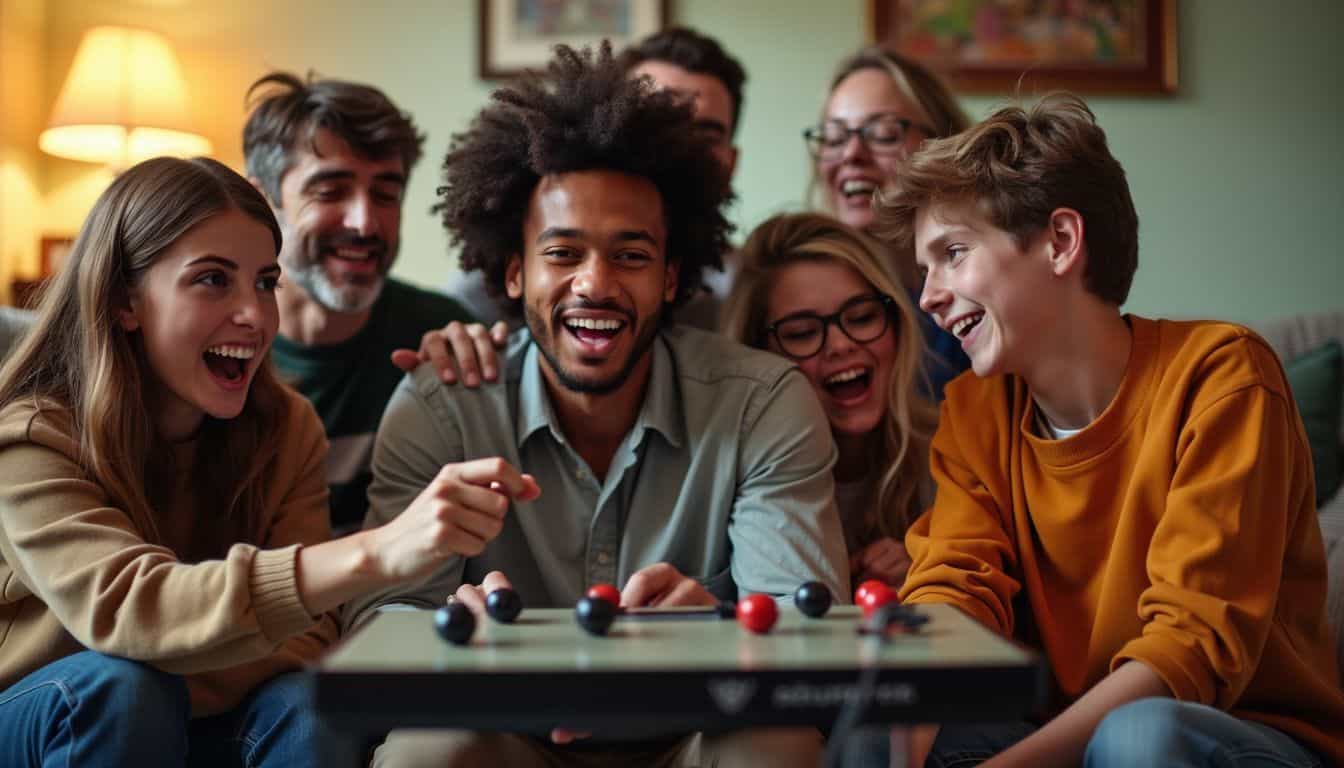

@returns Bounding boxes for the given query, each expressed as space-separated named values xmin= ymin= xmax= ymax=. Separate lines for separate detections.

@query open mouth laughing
xmin=838 ymin=178 xmax=877 ymax=205
xmin=562 ymin=314 xmax=628 ymax=356
xmin=324 ymin=246 xmax=383 ymax=274
xmin=203 ymin=344 xmax=257 ymax=390
xmin=950 ymin=312 xmax=985 ymax=344
xmin=823 ymin=365 xmax=873 ymax=403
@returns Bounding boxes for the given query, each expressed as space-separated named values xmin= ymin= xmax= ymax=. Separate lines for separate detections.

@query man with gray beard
xmin=245 ymin=72 xmax=478 ymax=534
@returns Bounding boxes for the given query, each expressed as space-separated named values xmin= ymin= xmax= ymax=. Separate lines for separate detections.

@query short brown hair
xmin=618 ymin=26 xmax=747 ymax=137
xmin=878 ymin=92 xmax=1139 ymax=305
xmin=243 ymin=71 xmax=424 ymax=205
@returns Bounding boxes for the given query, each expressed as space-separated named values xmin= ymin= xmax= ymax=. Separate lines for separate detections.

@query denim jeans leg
xmin=1085 ymin=698 xmax=1323 ymax=768
xmin=924 ymin=721 xmax=1038 ymax=768
xmin=213 ymin=671 xmax=318 ymax=768
xmin=0 ymin=650 xmax=189 ymax=768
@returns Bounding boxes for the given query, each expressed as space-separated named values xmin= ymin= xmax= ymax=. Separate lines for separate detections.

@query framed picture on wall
xmin=40 ymin=236 xmax=75 ymax=277
xmin=871 ymin=0 xmax=1178 ymax=95
xmin=479 ymin=0 xmax=668 ymax=80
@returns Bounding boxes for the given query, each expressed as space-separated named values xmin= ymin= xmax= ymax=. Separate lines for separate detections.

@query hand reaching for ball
xmin=450 ymin=570 xmax=515 ymax=614
xmin=362 ymin=458 xmax=540 ymax=587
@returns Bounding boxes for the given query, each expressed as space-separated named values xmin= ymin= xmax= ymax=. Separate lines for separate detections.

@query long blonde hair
xmin=0 ymin=157 xmax=287 ymax=558
xmin=722 ymin=212 xmax=936 ymax=541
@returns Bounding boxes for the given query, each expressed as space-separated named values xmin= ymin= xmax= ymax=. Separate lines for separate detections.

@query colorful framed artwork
xmin=871 ymin=0 xmax=1178 ymax=95
xmin=478 ymin=0 xmax=669 ymax=80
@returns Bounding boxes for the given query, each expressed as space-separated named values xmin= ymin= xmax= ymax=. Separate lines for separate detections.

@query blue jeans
xmin=0 ymin=650 xmax=317 ymax=768
xmin=922 ymin=698 xmax=1322 ymax=768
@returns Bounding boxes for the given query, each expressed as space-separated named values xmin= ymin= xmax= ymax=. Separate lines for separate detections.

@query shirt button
xmin=576 ymin=469 xmax=589 ymax=482
xmin=596 ymin=551 xmax=611 ymax=565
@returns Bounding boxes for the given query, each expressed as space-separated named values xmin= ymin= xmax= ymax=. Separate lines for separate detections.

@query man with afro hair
xmin=346 ymin=43 xmax=847 ymax=767
xmin=443 ymin=25 xmax=747 ymax=331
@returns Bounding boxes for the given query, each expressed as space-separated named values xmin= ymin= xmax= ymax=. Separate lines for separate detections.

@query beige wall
xmin=3 ymin=0 xmax=1342 ymax=322
xmin=0 ymin=0 xmax=48 ymax=304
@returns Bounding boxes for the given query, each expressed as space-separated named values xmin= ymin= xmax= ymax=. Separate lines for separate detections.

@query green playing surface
xmin=325 ymin=604 xmax=1034 ymax=673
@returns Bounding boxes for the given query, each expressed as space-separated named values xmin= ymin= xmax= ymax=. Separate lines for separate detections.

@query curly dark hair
xmin=618 ymin=26 xmax=747 ymax=137
xmin=436 ymin=42 xmax=734 ymax=321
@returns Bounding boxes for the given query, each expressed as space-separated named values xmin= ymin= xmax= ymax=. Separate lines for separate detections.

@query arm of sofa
xmin=0 ymin=307 xmax=34 ymax=361
xmin=1318 ymin=495 xmax=1344 ymax=678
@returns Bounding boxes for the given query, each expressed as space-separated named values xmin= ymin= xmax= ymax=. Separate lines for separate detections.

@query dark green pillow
xmin=1284 ymin=340 xmax=1342 ymax=507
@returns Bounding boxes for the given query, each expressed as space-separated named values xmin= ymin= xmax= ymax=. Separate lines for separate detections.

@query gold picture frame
xmin=872 ymin=0 xmax=1178 ymax=95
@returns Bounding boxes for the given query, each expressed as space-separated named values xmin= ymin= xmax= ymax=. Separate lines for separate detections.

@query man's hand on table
xmin=450 ymin=569 xmax=515 ymax=614
xmin=621 ymin=562 xmax=717 ymax=607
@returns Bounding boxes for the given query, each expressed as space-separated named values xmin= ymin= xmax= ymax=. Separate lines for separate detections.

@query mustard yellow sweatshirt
xmin=901 ymin=316 xmax=1344 ymax=762
xmin=0 ymin=385 xmax=339 ymax=716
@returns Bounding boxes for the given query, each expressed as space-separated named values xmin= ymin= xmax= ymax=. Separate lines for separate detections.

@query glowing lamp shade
xmin=39 ymin=27 xmax=211 ymax=166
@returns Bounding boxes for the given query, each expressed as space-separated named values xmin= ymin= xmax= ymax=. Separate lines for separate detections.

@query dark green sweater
xmin=272 ymin=278 xmax=474 ymax=533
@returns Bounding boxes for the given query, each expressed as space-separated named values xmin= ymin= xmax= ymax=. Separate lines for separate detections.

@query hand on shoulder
xmin=389 ymin=321 xmax=509 ymax=386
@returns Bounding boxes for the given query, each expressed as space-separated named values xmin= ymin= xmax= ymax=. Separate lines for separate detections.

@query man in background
xmin=244 ymin=72 xmax=483 ymax=534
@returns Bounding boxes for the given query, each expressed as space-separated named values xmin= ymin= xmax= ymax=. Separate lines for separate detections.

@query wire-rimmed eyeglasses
xmin=765 ymin=294 xmax=897 ymax=360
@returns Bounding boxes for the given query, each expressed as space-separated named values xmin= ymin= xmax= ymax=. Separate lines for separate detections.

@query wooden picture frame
xmin=871 ymin=0 xmax=1178 ymax=95
xmin=478 ymin=0 xmax=669 ymax=80
xmin=40 ymin=236 xmax=75 ymax=278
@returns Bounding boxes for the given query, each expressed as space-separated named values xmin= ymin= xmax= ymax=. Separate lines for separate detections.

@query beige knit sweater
xmin=0 ymin=386 xmax=338 ymax=716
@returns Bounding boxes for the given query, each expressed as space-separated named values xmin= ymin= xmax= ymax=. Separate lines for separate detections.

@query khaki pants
xmin=371 ymin=727 xmax=825 ymax=768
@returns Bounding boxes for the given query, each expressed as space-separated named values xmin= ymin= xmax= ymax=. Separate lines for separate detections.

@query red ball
xmin=585 ymin=583 xmax=621 ymax=607
xmin=735 ymin=594 xmax=779 ymax=634
xmin=854 ymin=579 xmax=886 ymax=606
xmin=859 ymin=583 xmax=897 ymax=617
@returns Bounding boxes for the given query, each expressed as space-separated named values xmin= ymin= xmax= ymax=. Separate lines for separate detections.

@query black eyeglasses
xmin=802 ymin=114 xmax=927 ymax=159
xmin=765 ymin=294 xmax=896 ymax=360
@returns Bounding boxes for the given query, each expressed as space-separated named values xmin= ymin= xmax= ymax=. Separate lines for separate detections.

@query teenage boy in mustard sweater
xmin=880 ymin=93 xmax=1344 ymax=767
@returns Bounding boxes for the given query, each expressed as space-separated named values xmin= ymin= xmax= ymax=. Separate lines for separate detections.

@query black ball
xmin=574 ymin=596 xmax=616 ymax=636
xmin=434 ymin=602 xmax=476 ymax=646
xmin=485 ymin=588 xmax=523 ymax=623
xmin=794 ymin=581 xmax=833 ymax=618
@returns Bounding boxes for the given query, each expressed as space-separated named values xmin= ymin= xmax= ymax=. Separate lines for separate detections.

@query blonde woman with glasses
xmin=723 ymin=212 xmax=935 ymax=591
xmin=805 ymin=47 xmax=973 ymax=400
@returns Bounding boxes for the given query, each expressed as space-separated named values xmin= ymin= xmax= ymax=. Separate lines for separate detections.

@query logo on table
xmin=773 ymin=681 xmax=918 ymax=708
xmin=707 ymin=678 xmax=756 ymax=714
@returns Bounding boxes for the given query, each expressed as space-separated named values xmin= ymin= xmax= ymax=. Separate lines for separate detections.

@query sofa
xmin=0 ymin=306 xmax=31 ymax=360
xmin=1252 ymin=311 xmax=1344 ymax=679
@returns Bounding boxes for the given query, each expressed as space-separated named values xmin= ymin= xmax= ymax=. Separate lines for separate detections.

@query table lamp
xmin=38 ymin=26 xmax=212 ymax=168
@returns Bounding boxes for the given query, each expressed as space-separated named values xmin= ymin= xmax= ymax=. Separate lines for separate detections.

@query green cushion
xmin=1284 ymin=340 xmax=1343 ymax=507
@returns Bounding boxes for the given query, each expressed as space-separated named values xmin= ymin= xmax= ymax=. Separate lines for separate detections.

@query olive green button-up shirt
xmin=345 ymin=325 xmax=848 ymax=629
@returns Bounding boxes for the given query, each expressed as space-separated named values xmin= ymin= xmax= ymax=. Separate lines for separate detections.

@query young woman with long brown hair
xmin=0 ymin=156 xmax=537 ymax=767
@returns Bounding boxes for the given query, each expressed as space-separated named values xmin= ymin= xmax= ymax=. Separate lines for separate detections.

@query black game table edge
xmin=311 ymin=662 xmax=1048 ymax=734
